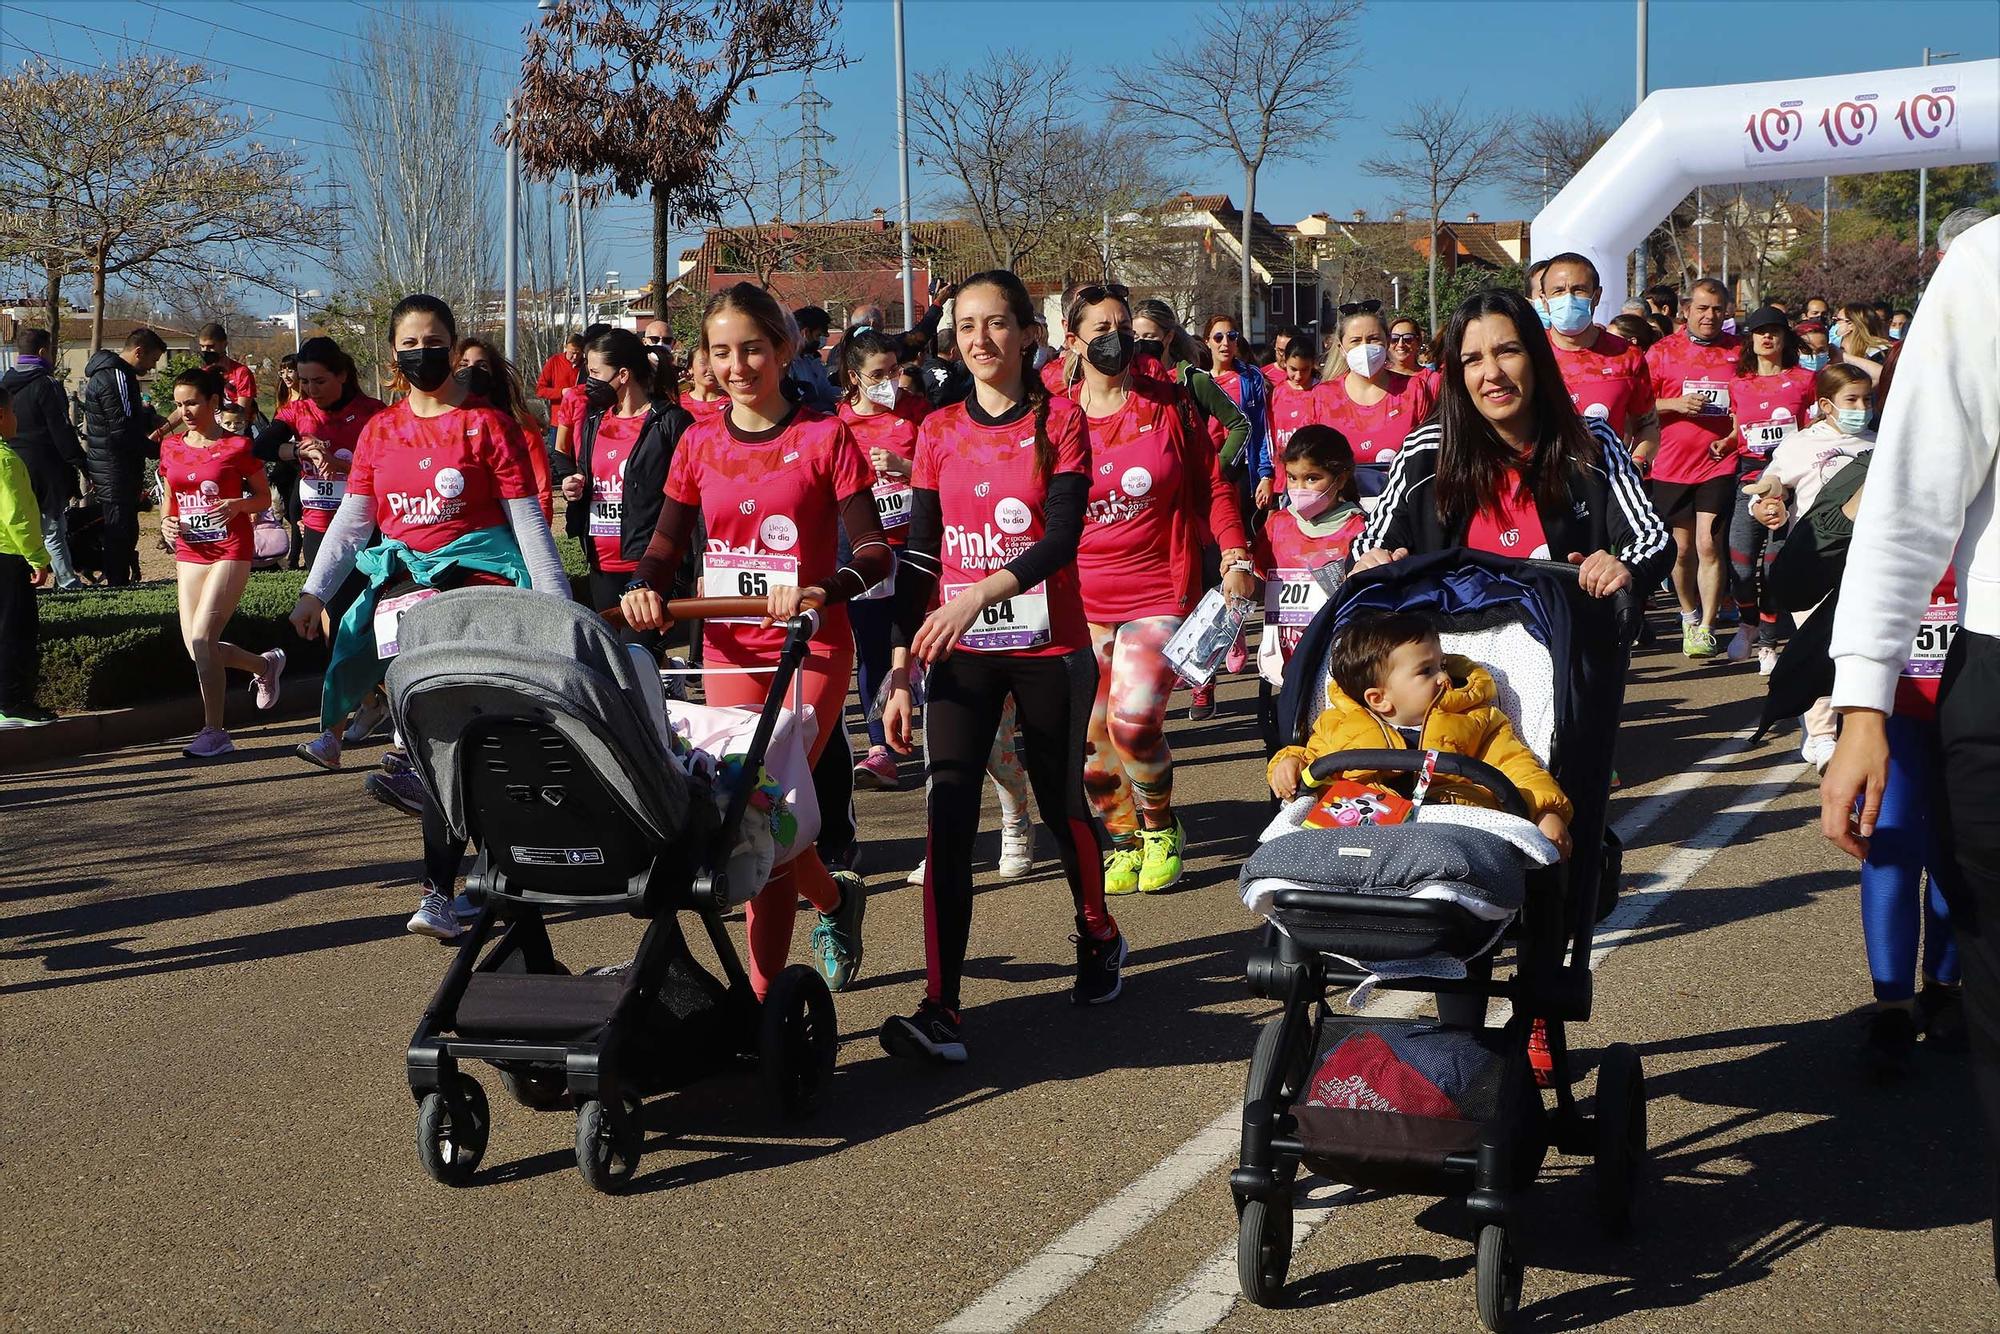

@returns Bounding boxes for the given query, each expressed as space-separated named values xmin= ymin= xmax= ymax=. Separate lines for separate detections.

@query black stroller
xmin=1233 ymin=551 xmax=1644 ymax=1329
xmin=387 ymin=588 xmax=836 ymax=1193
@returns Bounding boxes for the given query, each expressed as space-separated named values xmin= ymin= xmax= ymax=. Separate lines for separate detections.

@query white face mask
xmin=1345 ymin=342 xmax=1388 ymax=378
xmin=862 ymin=378 xmax=899 ymax=409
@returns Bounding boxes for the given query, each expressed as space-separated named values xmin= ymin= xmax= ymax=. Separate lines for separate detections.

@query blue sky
xmin=1 ymin=0 xmax=1994 ymax=314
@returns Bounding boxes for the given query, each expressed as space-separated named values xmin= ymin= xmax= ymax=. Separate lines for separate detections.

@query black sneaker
xmin=880 ymin=1000 xmax=967 ymax=1064
xmin=1860 ymin=1006 xmax=1918 ymax=1083
xmin=1072 ymin=929 xmax=1128 ymax=1006
xmin=1919 ymin=985 xmax=1969 ymax=1052
xmin=0 ymin=703 xmax=56 ymax=729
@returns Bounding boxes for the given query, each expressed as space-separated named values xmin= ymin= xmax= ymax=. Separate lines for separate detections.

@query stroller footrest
xmin=456 ymin=971 xmax=625 ymax=1039
xmin=1272 ymin=896 xmax=1495 ymax=962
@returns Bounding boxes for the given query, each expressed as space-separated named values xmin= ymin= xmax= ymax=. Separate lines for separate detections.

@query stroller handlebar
xmin=599 ymin=591 xmax=825 ymax=632
xmin=1515 ymin=556 xmax=1643 ymax=648
xmin=1304 ymin=748 xmax=1532 ymax=821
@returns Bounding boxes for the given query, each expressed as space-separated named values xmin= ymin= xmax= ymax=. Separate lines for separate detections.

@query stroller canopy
xmin=385 ymin=588 xmax=691 ymax=844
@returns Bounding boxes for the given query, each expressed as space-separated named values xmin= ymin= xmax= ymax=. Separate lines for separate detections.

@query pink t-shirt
xmin=1551 ymin=330 xmax=1648 ymax=441
xmin=839 ymin=401 xmax=921 ymax=546
xmin=1646 ymin=332 xmax=1742 ymax=484
xmin=1464 ymin=473 xmax=1551 ymax=560
xmin=278 ymin=393 xmax=386 ymax=532
xmin=1312 ymin=371 xmax=1437 ymax=467
xmin=161 ymin=433 xmax=259 ymax=563
xmin=586 ymin=410 xmax=645 ymax=574
xmin=1078 ymin=383 xmax=1190 ymax=623
xmin=344 ymin=401 xmax=533 ymax=551
xmin=1733 ymin=367 xmax=1818 ymax=484
xmin=663 ymin=407 xmax=873 ymax=663
xmin=1252 ymin=506 xmax=1365 ymax=662
xmin=1266 ymin=379 xmax=1323 ymax=459
xmin=912 ymin=396 xmax=1091 ymax=657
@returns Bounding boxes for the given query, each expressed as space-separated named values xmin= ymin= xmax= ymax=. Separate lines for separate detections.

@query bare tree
xmin=1362 ymin=97 xmax=1508 ymax=331
xmin=510 ymin=0 xmax=843 ymax=317
xmin=1105 ymin=1 xmax=1362 ymax=336
xmin=702 ymin=119 xmax=880 ymax=290
xmin=1495 ymin=101 xmax=1616 ymax=210
xmin=332 ymin=2 xmax=494 ymax=350
xmin=0 ymin=57 xmax=321 ymax=351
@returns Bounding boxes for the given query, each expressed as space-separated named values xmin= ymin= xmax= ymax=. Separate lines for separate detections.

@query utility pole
xmin=1918 ymin=46 xmax=1959 ymax=286
xmin=893 ymin=0 xmax=914 ymax=326
xmin=1102 ymin=211 xmax=1113 ymax=283
xmin=504 ymin=99 xmax=519 ymax=361
xmin=1821 ymin=176 xmax=1830 ymax=261
xmin=1633 ymin=0 xmax=1649 ymax=292
xmin=784 ymin=74 xmax=837 ymax=223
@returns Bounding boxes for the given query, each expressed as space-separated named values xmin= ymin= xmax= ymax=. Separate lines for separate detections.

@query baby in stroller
xmin=1231 ymin=551 xmax=1644 ymax=1331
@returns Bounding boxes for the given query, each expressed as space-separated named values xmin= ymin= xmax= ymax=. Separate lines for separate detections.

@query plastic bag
xmin=1163 ymin=587 xmax=1254 ymax=687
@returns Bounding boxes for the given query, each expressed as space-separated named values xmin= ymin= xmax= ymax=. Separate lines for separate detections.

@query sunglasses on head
xmin=1338 ymin=299 xmax=1382 ymax=317
xmin=1074 ymin=283 xmax=1130 ymax=306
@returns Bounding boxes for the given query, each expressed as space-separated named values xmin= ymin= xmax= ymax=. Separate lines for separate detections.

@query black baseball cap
xmin=1742 ymin=305 xmax=1788 ymax=333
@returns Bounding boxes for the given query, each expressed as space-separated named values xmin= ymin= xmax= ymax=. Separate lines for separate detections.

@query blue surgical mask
xmin=1833 ymin=406 xmax=1870 ymax=434
xmin=1828 ymin=322 xmax=1845 ymax=349
xmin=1889 ymin=325 xmax=1905 ymax=341
xmin=1529 ymin=297 xmax=1552 ymax=329
xmin=1545 ymin=293 xmax=1593 ymax=336
xmin=1798 ymin=351 xmax=1829 ymax=372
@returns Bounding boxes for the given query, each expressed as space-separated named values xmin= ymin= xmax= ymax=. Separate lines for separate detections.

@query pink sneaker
xmin=1224 ymin=629 xmax=1248 ymax=675
xmin=252 ymin=649 xmax=286 ymax=710
xmin=853 ymin=745 xmax=900 ymax=791
xmin=183 ymin=726 xmax=235 ymax=759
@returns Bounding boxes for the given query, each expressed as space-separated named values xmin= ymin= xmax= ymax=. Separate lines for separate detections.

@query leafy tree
xmin=0 ymin=57 xmax=321 ymax=353
xmin=1764 ymin=229 xmax=1918 ymax=311
xmin=510 ymin=0 xmax=844 ymax=317
xmin=1835 ymin=164 xmax=1999 ymax=245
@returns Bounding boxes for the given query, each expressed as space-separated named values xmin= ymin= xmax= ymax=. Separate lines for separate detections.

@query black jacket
xmin=558 ymin=398 xmax=692 ymax=570
xmin=81 ymin=348 xmax=162 ymax=492
xmin=1359 ymin=418 xmax=1673 ymax=593
xmin=0 ymin=362 xmax=86 ymax=511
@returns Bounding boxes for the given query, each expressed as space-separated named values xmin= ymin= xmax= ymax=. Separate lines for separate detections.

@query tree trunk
xmin=650 ymin=180 xmax=671 ymax=329
xmin=1240 ymin=164 xmax=1258 ymax=340
xmin=1427 ymin=195 xmax=1441 ymax=333
xmin=42 ymin=260 xmax=61 ymax=344
xmin=90 ymin=242 xmax=109 ymax=354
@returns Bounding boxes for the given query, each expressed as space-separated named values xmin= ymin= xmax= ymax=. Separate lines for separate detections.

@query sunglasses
xmin=1209 ymin=330 xmax=1240 ymax=342
xmin=1337 ymin=299 xmax=1382 ymax=317
xmin=1073 ymin=283 xmax=1130 ymax=306
xmin=643 ymin=336 xmax=669 ymax=345
xmin=1387 ymin=333 xmax=1420 ymax=344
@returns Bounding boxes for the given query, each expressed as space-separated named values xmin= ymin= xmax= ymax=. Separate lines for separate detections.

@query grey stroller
xmin=387 ymin=588 xmax=836 ymax=1193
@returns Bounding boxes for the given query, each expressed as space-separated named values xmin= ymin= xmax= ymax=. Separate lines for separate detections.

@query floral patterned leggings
xmin=1083 ymin=616 xmax=1182 ymax=842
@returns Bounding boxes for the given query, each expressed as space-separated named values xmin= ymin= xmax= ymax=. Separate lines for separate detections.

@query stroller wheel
xmin=760 ymin=964 xmax=838 ymax=1119
xmin=1474 ymin=1224 xmax=1522 ymax=1332
xmin=1592 ymin=1043 xmax=1647 ymax=1236
xmin=575 ymin=1097 xmax=643 ymax=1193
xmin=415 ymin=1075 xmax=489 ymax=1187
xmin=1235 ymin=1194 xmax=1293 ymax=1307
xmin=500 ymin=1066 xmax=570 ymax=1112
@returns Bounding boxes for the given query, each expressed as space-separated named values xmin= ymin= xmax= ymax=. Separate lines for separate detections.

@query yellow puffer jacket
xmin=1269 ymin=654 xmax=1572 ymax=823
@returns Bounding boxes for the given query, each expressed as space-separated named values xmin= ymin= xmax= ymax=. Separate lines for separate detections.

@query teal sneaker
xmin=812 ymin=870 xmax=866 ymax=991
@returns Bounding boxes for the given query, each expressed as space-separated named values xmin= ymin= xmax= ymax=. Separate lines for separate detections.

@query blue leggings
xmin=1860 ymin=714 xmax=1962 ymax=1002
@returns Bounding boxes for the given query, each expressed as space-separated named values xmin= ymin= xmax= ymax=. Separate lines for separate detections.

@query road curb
xmin=2 ymin=673 xmax=326 ymax=768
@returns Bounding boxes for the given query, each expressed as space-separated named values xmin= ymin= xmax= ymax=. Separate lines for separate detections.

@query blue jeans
xmin=41 ymin=511 xmax=80 ymax=588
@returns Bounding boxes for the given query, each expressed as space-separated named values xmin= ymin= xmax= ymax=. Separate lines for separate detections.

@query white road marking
xmin=936 ymin=728 xmax=1806 ymax=1334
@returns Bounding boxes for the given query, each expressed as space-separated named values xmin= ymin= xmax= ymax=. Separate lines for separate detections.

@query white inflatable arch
xmin=1532 ymin=58 xmax=2000 ymax=316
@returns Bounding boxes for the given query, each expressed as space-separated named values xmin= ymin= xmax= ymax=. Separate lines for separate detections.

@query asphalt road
xmin=2 ymin=630 xmax=1992 ymax=1331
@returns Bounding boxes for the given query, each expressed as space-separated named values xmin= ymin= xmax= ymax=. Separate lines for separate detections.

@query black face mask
xmin=1084 ymin=330 xmax=1135 ymax=377
xmin=1133 ymin=336 xmax=1165 ymax=362
xmin=199 ymin=347 xmax=221 ymax=365
xmin=451 ymin=363 xmax=493 ymax=399
xmin=396 ymin=346 xmax=452 ymax=393
xmin=583 ymin=375 xmax=618 ymax=409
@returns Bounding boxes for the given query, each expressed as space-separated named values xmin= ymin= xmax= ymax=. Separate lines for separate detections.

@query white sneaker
xmin=344 ymin=691 xmax=391 ymax=744
xmin=296 ymin=729 xmax=343 ymax=771
xmin=1725 ymin=624 xmax=1755 ymax=662
xmin=1758 ymin=646 xmax=1779 ymax=676
xmin=1800 ymin=734 xmax=1838 ymax=773
xmin=906 ymin=858 xmax=926 ymax=886
xmin=406 ymin=888 xmax=466 ymax=940
xmin=997 ymin=819 xmax=1034 ymax=879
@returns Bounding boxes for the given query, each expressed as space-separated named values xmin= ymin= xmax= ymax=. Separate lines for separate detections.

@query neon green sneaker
xmin=1138 ymin=819 xmax=1186 ymax=893
xmin=1682 ymin=624 xmax=1718 ymax=659
xmin=1103 ymin=843 xmax=1143 ymax=895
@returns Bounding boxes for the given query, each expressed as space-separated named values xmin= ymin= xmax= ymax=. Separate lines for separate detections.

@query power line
xmin=345 ymin=0 xmax=532 ymax=60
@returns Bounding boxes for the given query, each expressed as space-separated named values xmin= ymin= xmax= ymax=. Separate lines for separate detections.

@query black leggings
xmin=921 ymin=646 xmax=1113 ymax=1011
xmin=421 ymin=794 xmax=470 ymax=894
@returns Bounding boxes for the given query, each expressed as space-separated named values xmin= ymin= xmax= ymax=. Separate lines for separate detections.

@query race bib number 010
xmin=873 ymin=479 xmax=913 ymax=529
xmin=703 ymin=551 xmax=800 ymax=624
xmin=948 ymin=582 xmax=1051 ymax=652
xmin=1902 ymin=600 xmax=1959 ymax=679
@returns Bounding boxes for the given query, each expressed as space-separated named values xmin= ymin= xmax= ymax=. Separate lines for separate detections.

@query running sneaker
xmin=880 ymin=999 xmax=968 ymax=1064
xmin=1859 ymin=1005 xmax=1917 ymax=1083
xmin=1187 ymin=682 xmax=1217 ymax=721
xmin=1072 ymin=929 xmax=1128 ymax=1005
xmin=1757 ymin=646 xmax=1779 ymax=676
xmin=343 ymin=690 xmax=391 ymax=744
xmin=183 ymin=726 xmax=235 ymax=759
xmin=853 ymin=745 xmax=900 ymax=791
xmin=1224 ymin=630 xmax=1248 ymax=675
xmin=249 ymin=648 xmax=286 ymax=710
xmin=1724 ymin=624 xmax=1755 ymax=662
xmin=1138 ymin=820 xmax=1187 ymax=893
xmin=906 ymin=858 xmax=926 ymax=887
xmin=379 ymin=748 xmax=414 ymax=777
xmin=296 ymin=730 xmax=343 ymax=771
xmin=450 ymin=892 xmax=485 ymax=925
xmin=996 ymin=817 xmax=1035 ymax=879
xmin=1800 ymin=734 xmax=1838 ymax=773
xmin=811 ymin=870 xmax=867 ymax=992
xmin=0 ymin=703 xmax=56 ymax=729
xmin=1103 ymin=843 xmax=1143 ymax=896
xmin=407 ymin=886 xmax=466 ymax=940
xmin=1682 ymin=624 xmax=1717 ymax=659
xmin=364 ymin=768 xmax=427 ymax=817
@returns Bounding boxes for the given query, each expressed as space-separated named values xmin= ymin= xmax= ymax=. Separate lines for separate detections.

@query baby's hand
xmin=1269 ymin=754 xmax=1306 ymax=802
xmin=1538 ymin=812 xmax=1573 ymax=861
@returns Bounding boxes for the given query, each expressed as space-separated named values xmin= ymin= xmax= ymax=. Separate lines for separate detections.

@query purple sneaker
xmin=183 ymin=726 xmax=235 ymax=759
xmin=363 ymin=767 xmax=427 ymax=818
xmin=252 ymin=649 xmax=286 ymax=710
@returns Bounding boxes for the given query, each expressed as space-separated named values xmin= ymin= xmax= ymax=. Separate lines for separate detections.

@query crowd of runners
xmin=1 ymin=213 xmax=1993 ymax=1096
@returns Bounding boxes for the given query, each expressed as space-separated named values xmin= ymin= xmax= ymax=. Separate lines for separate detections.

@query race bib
xmin=703 ymin=551 xmax=799 ymax=624
xmin=179 ymin=500 xmax=227 ymax=544
xmin=855 ymin=562 xmax=898 ymax=602
xmin=1902 ymin=600 xmax=1959 ymax=679
xmin=588 ymin=498 xmax=622 ymax=538
xmin=1266 ymin=567 xmax=1331 ymax=628
xmin=299 ymin=476 xmax=346 ymax=511
xmin=1743 ymin=420 xmax=1792 ymax=458
xmin=1682 ymin=378 xmax=1731 ymax=415
xmin=948 ymin=582 xmax=1051 ymax=652
xmin=374 ymin=586 xmax=440 ymax=659
xmin=873 ymin=478 xmax=913 ymax=529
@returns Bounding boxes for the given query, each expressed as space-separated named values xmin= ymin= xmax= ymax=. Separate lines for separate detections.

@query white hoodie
xmin=1760 ymin=416 xmax=1873 ymax=520
xmin=1831 ymin=216 xmax=2000 ymax=713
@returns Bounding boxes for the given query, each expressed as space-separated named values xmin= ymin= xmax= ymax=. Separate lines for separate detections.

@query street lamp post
xmin=1918 ymin=46 xmax=1959 ymax=286
xmin=504 ymin=98 xmax=519 ymax=362
xmin=893 ymin=0 xmax=915 ymax=327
